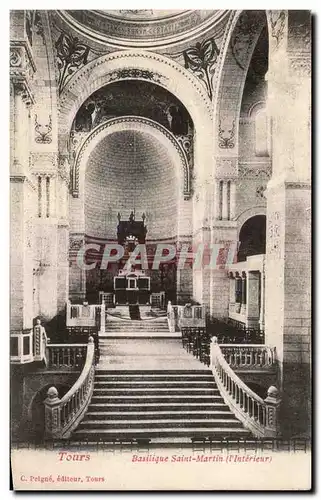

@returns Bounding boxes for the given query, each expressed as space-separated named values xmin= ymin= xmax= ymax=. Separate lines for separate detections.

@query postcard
xmin=10 ymin=9 xmax=311 ymax=491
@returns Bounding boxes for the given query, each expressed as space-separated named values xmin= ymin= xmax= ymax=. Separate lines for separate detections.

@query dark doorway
xmin=237 ymin=215 xmax=266 ymax=262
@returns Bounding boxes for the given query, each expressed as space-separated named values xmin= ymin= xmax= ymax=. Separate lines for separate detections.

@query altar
xmin=113 ymin=269 xmax=151 ymax=305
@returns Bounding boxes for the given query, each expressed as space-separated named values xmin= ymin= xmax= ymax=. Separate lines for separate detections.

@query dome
xmin=57 ymin=10 xmax=228 ymax=48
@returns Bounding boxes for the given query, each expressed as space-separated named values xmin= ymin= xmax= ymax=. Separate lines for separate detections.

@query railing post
xmin=99 ymin=302 xmax=106 ymax=335
xmin=33 ymin=319 xmax=47 ymax=364
xmin=264 ymin=386 xmax=281 ymax=437
xmin=44 ymin=386 xmax=61 ymax=439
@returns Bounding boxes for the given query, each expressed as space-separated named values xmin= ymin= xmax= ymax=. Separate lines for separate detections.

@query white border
xmin=2 ymin=2 xmax=318 ymax=498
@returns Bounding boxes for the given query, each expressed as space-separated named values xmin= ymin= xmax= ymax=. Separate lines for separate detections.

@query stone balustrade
xmin=44 ymin=337 xmax=95 ymax=439
xmin=66 ymin=300 xmax=105 ymax=334
xmin=210 ymin=337 xmax=281 ymax=438
xmin=228 ymin=254 xmax=265 ymax=330
xmin=10 ymin=320 xmax=49 ymax=365
xmin=46 ymin=344 xmax=87 ymax=369
xmin=220 ymin=344 xmax=276 ymax=369
xmin=167 ymin=301 xmax=206 ymax=333
xmin=151 ymin=291 xmax=166 ymax=309
xmin=10 ymin=330 xmax=33 ymax=364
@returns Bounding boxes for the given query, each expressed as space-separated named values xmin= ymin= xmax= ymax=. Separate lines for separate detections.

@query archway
xmin=70 ymin=117 xmax=185 ymax=302
xmin=237 ymin=215 xmax=266 ymax=262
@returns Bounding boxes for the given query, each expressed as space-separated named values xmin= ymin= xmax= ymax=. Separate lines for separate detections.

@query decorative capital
xmin=12 ymin=79 xmax=34 ymax=107
xmin=10 ymin=40 xmax=36 ymax=83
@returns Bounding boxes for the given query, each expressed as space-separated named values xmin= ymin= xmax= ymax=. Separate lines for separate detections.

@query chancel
xmin=10 ymin=10 xmax=311 ymax=453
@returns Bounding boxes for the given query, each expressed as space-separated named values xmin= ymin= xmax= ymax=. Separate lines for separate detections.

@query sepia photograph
xmin=9 ymin=7 xmax=312 ymax=491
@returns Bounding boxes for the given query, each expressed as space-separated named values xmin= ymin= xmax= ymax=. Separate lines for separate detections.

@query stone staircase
xmin=104 ymin=315 xmax=178 ymax=337
xmin=72 ymin=370 xmax=250 ymax=443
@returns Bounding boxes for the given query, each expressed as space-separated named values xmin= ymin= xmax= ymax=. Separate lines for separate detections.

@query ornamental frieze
xmin=238 ymin=162 xmax=272 ymax=180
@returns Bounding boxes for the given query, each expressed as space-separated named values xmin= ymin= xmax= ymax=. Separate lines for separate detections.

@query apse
xmin=84 ymin=129 xmax=180 ymax=242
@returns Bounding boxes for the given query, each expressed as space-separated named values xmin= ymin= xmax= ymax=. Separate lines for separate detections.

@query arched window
xmin=255 ymin=108 xmax=269 ymax=157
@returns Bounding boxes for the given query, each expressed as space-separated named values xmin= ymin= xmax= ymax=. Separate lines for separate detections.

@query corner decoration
xmin=34 ymin=114 xmax=52 ymax=144
xmin=55 ymin=33 xmax=90 ymax=95
xmin=183 ymin=38 xmax=219 ymax=101
xmin=218 ymin=119 xmax=235 ymax=149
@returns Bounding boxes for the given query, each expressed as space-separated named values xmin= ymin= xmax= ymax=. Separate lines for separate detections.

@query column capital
xmin=215 ymin=156 xmax=238 ymax=180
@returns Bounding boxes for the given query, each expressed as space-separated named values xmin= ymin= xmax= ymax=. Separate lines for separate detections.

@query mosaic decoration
xmin=55 ymin=32 xmax=90 ymax=94
xmin=183 ymin=37 xmax=219 ymax=100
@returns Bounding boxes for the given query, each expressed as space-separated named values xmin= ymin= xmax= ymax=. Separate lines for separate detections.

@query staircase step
xmin=93 ymin=388 xmax=219 ymax=396
xmin=91 ymin=396 xmax=224 ymax=404
xmin=94 ymin=381 xmax=216 ymax=388
xmin=95 ymin=370 xmax=212 ymax=375
xmin=72 ymin=428 xmax=250 ymax=439
xmin=79 ymin=419 xmax=242 ymax=430
xmin=94 ymin=374 xmax=214 ymax=381
xmin=85 ymin=411 xmax=234 ymax=420
xmin=88 ymin=403 xmax=230 ymax=411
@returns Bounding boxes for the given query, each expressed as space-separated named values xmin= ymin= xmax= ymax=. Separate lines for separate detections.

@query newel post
xmin=99 ymin=301 xmax=106 ymax=335
xmin=33 ymin=319 xmax=48 ymax=363
xmin=44 ymin=386 xmax=62 ymax=439
xmin=210 ymin=336 xmax=218 ymax=365
xmin=167 ymin=301 xmax=174 ymax=333
xmin=264 ymin=386 xmax=282 ymax=437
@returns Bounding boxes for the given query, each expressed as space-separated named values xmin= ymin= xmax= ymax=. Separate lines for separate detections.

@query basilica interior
xmin=10 ymin=10 xmax=311 ymax=448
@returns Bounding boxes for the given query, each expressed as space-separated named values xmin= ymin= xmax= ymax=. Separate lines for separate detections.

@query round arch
xmin=59 ymin=49 xmax=213 ymax=155
xmin=70 ymin=116 xmax=189 ymax=234
xmin=75 ymin=115 xmax=188 ymax=198
xmin=212 ymin=10 xmax=272 ymax=154
xmin=237 ymin=214 xmax=267 ymax=262
xmin=236 ymin=206 xmax=266 ymax=235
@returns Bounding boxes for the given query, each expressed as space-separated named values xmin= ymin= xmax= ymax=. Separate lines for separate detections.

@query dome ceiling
xmin=57 ymin=10 xmax=228 ymax=48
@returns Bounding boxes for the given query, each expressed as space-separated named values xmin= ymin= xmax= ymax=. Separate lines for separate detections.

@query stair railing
xmin=210 ymin=337 xmax=281 ymax=438
xmin=220 ymin=344 xmax=276 ymax=369
xmin=46 ymin=344 xmax=87 ymax=369
xmin=44 ymin=336 xmax=95 ymax=439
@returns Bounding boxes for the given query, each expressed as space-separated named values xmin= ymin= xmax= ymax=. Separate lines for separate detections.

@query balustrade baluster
xmin=257 ymin=402 xmax=261 ymax=423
